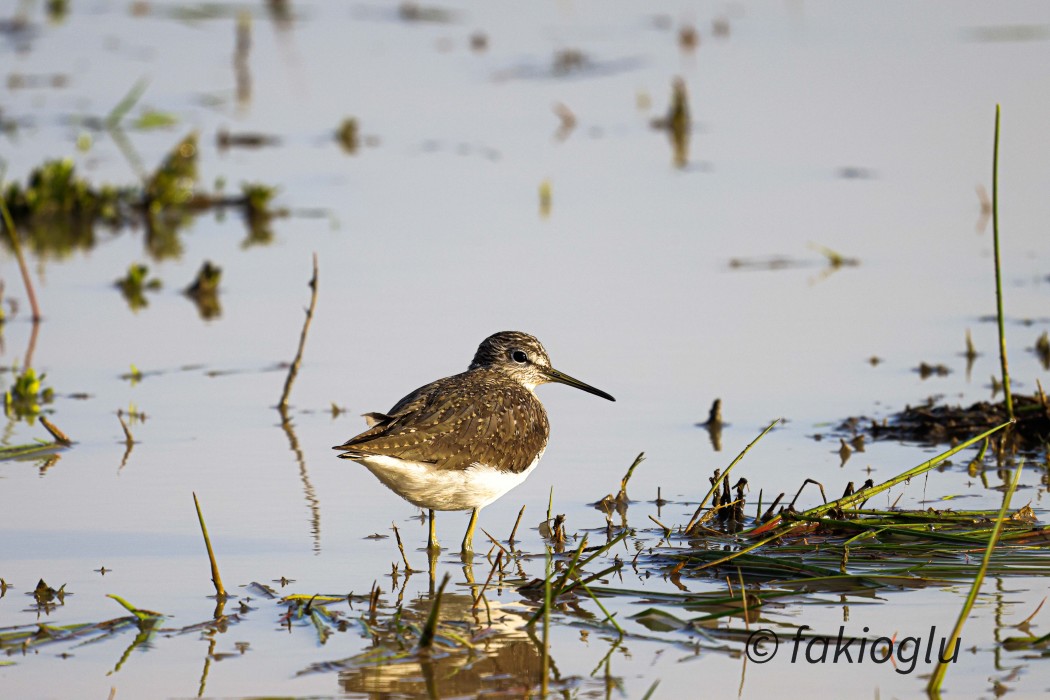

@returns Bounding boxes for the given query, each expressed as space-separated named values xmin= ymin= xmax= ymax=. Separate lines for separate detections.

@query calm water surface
xmin=2 ymin=1 xmax=1049 ymax=698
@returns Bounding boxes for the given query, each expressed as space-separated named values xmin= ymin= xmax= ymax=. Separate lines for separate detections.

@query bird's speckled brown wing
xmin=333 ymin=369 xmax=549 ymax=474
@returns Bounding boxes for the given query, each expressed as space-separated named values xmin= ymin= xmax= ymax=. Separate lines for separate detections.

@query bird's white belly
xmin=356 ymin=451 xmax=543 ymax=511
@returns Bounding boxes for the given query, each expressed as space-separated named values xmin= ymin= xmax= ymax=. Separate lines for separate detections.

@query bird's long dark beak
xmin=544 ymin=367 xmax=615 ymax=401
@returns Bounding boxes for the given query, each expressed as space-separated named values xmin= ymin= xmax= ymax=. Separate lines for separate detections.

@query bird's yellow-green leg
xmin=427 ymin=509 xmax=441 ymax=552
xmin=427 ymin=547 xmax=439 ymax=593
xmin=461 ymin=508 xmax=479 ymax=554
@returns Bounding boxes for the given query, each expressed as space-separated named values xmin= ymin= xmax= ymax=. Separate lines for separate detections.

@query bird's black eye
xmin=512 ymin=350 xmax=528 ymax=364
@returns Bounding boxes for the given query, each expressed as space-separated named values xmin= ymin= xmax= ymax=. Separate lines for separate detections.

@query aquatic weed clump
xmin=2 ymin=159 xmax=127 ymax=257
xmin=240 ymin=182 xmax=278 ymax=246
xmin=145 ymin=132 xmax=199 ymax=210
xmin=4 ymin=367 xmax=54 ymax=421
xmin=116 ymin=263 xmax=162 ymax=311
xmin=3 ymin=159 xmax=123 ymax=223
xmin=0 ymin=160 xmax=119 ymax=261
xmin=184 ymin=260 xmax=222 ymax=319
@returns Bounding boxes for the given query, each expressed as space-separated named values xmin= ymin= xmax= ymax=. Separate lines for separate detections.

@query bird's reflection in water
xmin=338 ymin=591 xmax=546 ymax=698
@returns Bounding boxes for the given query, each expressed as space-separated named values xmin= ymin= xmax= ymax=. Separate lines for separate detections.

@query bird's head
xmin=469 ymin=331 xmax=615 ymax=401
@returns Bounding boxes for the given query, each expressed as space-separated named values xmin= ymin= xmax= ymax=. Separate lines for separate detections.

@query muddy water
xmin=2 ymin=2 xmax=1049 ymax=698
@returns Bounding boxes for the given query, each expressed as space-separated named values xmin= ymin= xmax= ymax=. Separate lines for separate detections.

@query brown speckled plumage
xmin=335 ymin=367 xmax=551 ymax=474
xmin=332 ymin=331 xmax=614 ymax=550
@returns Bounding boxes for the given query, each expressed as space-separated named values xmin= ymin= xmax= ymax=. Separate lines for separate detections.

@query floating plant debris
xmin=216 ymin=128 xmax=280 ymax=150
xmin=916 ymin=361 xmax=951 ymax=378
xmin=185 ymin=261 xmax=222 ymax=320
xmin=840 ymin=394 xmax=1049 ymax=453
xmin=116 ymin=263 xmax=162 ymax=311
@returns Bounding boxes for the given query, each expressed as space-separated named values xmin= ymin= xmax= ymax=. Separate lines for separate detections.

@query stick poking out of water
xmin=40 ymin=417 xmax=72 ymax=446
xmin=0 ymin=188 xmax=42 ymax=322
xmin=391 ymin=522 xmax=416 ymax=573
xmin=193 ymin=492 xmax=227 ymax=599
xmin=618 ymin=452 xmax=645 ymax=501
xmin=278 ymin=253 xmax=319 ymax=410
xmin=508 ymin=504 xmax=526 ymax=545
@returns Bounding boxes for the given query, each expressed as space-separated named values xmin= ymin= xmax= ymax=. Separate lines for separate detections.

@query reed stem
xmin=0 ymin=190 xmax=41 ymax=322
xmin=991 ymin=104 xmax=1014 ymax=420
xmin=192 ymin=492 xmax=227 ymax=598
xmin=926 ymin=460 xmax=1023 ymax=695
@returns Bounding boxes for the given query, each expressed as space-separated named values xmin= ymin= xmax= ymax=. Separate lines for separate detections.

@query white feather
xmin=354 ymin=450 xmax=544 ymax=511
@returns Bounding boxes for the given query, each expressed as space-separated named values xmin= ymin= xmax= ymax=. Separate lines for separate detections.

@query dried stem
xmin=278 ymin=253 xmax=319 ymax=410
xmin=117 ymin=413 xmax=134 ymax=446
xmin=391 ymin=523 xmax=415 ymax=573
xmin=472 ymin=550 xmax=503 ymax=609
xmin=0 ymin=188 xmax=41 ymax=322
xmin=508 ymin=504 xmax=526 ymax=544
xmin=39 ymin=417 xmax=71 ymax=445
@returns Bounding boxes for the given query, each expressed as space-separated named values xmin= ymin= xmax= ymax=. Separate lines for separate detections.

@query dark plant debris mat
xmin=838 ymin=393 xmax=1049 ymax=453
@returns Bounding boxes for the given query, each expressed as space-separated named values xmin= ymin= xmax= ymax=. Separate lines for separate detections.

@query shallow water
xmin=2 ymin=2 xmax=1050 ymax=698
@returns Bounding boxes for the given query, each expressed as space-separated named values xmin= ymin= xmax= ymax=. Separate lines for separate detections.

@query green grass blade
xmin=990 ymin=103 xmax=1014 ymax=419
xmin=795 ymin=420 xmax=1012 ymax=521
xmin=685 ymin=418 xmax=780 ymax=531
xmin=926 ymin=460 xmax=1024 ymax=695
